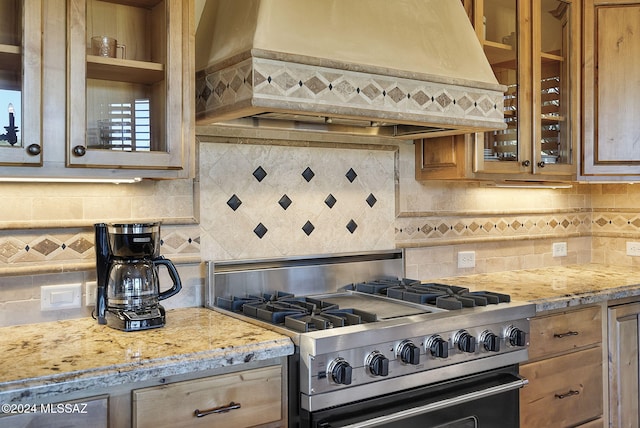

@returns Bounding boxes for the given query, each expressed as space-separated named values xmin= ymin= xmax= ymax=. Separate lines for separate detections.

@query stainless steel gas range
xmin=206 ymin=250 xmax=535 ymax=428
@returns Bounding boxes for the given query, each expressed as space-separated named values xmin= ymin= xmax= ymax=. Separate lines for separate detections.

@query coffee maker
xmin=95 ymin=222 xmax=182 ymax=331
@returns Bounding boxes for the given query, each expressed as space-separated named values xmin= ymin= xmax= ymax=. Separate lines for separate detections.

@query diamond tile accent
xmin=366 ymin=194 xmax=377 ymax=208
xmin=254 ymin=223 xmax=268 ymax=239
xmin=302 ymin=221 xmax=315 ymax=236
xmin=227 ymin=194 xmax=242 ymax=211
xmin=325 ymin=194 xmax=337 ymax=208
xmin=253 ymin=166 xmax=267 ymax=182
xmin=346 ymin=220 xmax=358 ymax=234
xmin=32 ymin=239 xmax=60 ymax=256
xmin=302 ymin=167 xmax=315 ymax=182
xmin=279 ymin=194 xmax=292 ymax=210
xmin=66 ymin=237 xmax=93 ymax=254
xmin=346 ymin=168 xmax=357 ymax=183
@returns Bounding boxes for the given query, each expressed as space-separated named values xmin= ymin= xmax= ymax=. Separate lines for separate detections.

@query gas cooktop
xmin=206 ymin=251 xmax=535 ymax=413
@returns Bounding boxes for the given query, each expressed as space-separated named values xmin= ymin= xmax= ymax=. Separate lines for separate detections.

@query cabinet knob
xmin=26 ymin=144 xmax=41 ymax=156
xmin=72 ymin=145 xmax=87 ymax=157
xmin=537 ymin=161 xmax=546 ymax=168
xmin=521 ymin=160 xmax=531 ymax=167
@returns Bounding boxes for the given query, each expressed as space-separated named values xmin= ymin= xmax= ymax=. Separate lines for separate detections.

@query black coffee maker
xmin=95 ymin=222 xmax=182 ymax=331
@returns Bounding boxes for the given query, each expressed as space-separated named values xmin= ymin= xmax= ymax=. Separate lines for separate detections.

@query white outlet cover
xmin=458 ymin=251 xmax=476 ymax=269
xmin=85 ymin=281 xmax=97 ymax=307
xmin=552 ymin=242 xmax=567 ymax=257
xmin=41 ymin=284 xmax=82 ymax=311
xmin=627 ymin=242 xmax=640 ymax=256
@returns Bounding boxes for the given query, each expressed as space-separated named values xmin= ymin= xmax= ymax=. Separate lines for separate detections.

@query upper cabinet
xmin=581 ymin=0 xmax=640 ymax=180
xmin=0 ymin=0 xmax=42 ymax=166
xmin=67 ymin=0 xmax=191 ymax=173
xmin=0 ymin=0 xmax=194 ymax=180
xmin=416 ymin=0 xmax=580 ymax=182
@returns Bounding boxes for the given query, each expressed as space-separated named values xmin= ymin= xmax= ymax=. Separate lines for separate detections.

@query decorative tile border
xmin=0 ymin=225 xmax=201 ymax=270
xmin=396 ymin=211 xmax=593 ymax=247
xmin=591 ymin=210 xmax=640 ymax=237
xmin=196 ymin=55 xmax=505 ymax=129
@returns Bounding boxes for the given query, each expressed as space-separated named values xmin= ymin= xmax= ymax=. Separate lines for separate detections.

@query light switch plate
xmin=41 ymin=284 xmax=82 ymax=311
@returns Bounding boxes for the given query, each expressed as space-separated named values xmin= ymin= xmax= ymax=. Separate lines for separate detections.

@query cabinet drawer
xmin=0 ymin=395 xmax=108 ymax=428
xmin=520 ymin=347 xmax=603 ymax=428
xmin=133 ymin=365 xmax=282 ymax=428
xmin=528 ymin=305 xmax=601 ymax=360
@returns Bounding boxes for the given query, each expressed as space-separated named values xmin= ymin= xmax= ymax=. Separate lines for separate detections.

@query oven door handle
xmin=335 ymin=375 xmax=529 ymax=428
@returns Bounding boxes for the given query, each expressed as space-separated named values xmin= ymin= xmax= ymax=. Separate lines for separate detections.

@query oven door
xmin=305 ymin=366 xmax=526 ymax=428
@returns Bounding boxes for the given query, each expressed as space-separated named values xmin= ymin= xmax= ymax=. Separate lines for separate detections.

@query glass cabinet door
xmin=67 ymin=0 xmax=186 ymax=170
xmin=0 ymin=0 xmax=42 ymax=166
xmin=472 ymin=0 xmax=530 ymax=174
xmin=534 ymin=0 xmax=574 ymax=173
xmin=465 ymin=0 xmax=577 ymax=178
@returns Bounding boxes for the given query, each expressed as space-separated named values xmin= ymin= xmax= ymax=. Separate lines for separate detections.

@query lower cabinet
xmin=132 ymin=365 xmax=283 ymax=428
xmin=520 ymin=305 xmax=603 ymax=427
xmin=608 ymin=300 xmax=640 ymax=428
xmin=0 ymin=395 xmax=108 ymax=428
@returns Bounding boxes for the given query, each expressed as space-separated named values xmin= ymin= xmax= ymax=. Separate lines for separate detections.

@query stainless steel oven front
xmin=301 ymin=364 xmax=525 ymax=428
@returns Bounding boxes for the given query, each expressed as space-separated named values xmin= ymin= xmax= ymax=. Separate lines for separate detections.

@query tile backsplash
xmin=4 ymin=128 xmax=640 ymax=326
xmin=198 ymin=139 xmax=397 ymax=260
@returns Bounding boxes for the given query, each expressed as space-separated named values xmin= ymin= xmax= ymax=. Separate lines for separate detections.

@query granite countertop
xmin=0 ymin=307 xmax=294 ymax=404
xmin=431 ymin=263 xmax=640 ymax=312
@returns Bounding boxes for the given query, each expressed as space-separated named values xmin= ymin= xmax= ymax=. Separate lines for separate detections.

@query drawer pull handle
xmin=194 ymin=401 xmax=241 ymax=418
xmin=555 ymin=390 xmax=580 ymax=399
xmin=553 ymin=331 xmax=579 ymax=338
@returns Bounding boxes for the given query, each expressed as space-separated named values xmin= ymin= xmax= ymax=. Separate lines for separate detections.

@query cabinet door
xmin=0 ymin=0 xmax=42 ymax=166
xmin=66 ymin=0 xmax=188 ymax=171
xmin=466 ymin=0 xmax=577 ymax=179
xmin=582 ymin=0 xmax=640 ymax=178
xmin=608 ymin=302 xmax=640 ymax=428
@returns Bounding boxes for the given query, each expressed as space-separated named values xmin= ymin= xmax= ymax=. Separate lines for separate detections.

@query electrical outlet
xmin=85 ymin=281 xmax=97 ymax=306
xmin=41 ymin=284 xmax=82 ymax=311
xmin=552 ymin=242 xmax=567 ymax=257
xmin=627 ymin=242 xmax=640 ymax=256
xmin=458 ymin=251 xmax=476 ymax=269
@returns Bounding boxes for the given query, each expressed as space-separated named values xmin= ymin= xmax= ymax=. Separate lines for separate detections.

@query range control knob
xmin=426 ymin=335 xmax=449 ymax=358
xmin=507 ymin=326 xmax=527 ymax=347
xmin=455 ymin=330 xmax=477 ymax=353
xmin=397 ymin=340 xmax=420 ymax=365
xmin=328 ymin=358 xmax=352 ymax=385
xmin=366 ymin=351 xmax=389 ymax=377
xmin=480 ymin=330 xmax=501 ymax=352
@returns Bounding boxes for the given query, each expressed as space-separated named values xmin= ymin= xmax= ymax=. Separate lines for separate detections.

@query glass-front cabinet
xmin=0 ymin=0 xmax=42 ymax=166
xmin=67 ymin=0 xmax=187 ymax=171
xmin=465 ymin=0 xmax=578 ymax=179
xmin=0 ymin=0 xmax=193 ymax=179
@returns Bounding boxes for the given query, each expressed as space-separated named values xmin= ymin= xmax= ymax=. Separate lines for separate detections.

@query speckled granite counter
xmin=432 ymin=263 xmax=640 ymax=312
xmin=0 ymin=307 xmax=294 ymax=404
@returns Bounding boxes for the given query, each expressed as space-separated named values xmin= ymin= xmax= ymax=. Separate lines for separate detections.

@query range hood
xmin=195 ymin=0 xmax=507 ymax=139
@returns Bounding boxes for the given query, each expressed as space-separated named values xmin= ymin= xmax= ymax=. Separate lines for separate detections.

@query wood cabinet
xmin=0 ymin=395 xmax=108 ymax=428
xmin=132 ymin=365 xmax=283 ymax=428
xmin=520 ymin=305 xmax=603 ymax=427
xmin=0 ymin=0 xmax=42 ymax=166
xmin=0 ymin=0 xmax=194 ymax=180
xmin=581 ymin=0 xmax=640 ymax=180
xmin=607 ymin=300 xmax=640 ymax=428
xmin=417 ymin=0 xmax=579 ymax=182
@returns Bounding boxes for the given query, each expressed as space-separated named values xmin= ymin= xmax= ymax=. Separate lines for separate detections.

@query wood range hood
xmin=195 ymin=0 xmax=507 ymax=139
